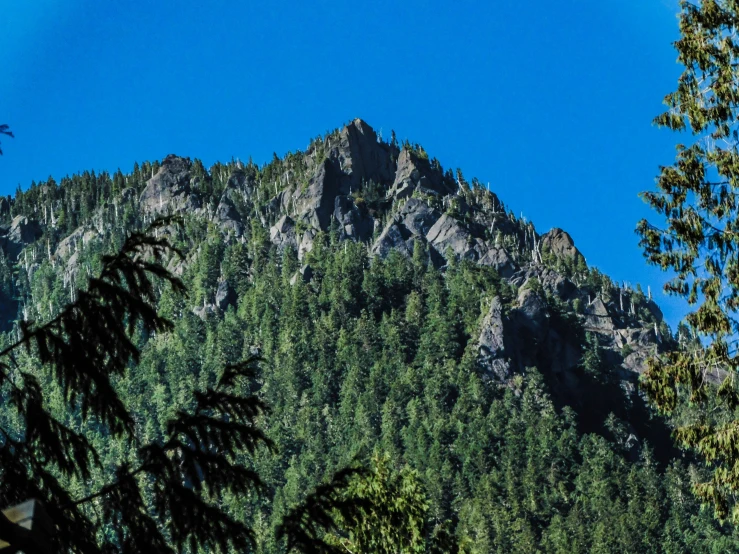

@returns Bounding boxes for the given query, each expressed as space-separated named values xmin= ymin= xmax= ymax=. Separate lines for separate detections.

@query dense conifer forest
xmin=0 ymin=119 xmax=737 ymax=551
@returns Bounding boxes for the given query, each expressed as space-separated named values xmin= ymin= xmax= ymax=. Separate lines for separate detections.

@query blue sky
xmin=1 ymin=0 xmax=687 ymax=325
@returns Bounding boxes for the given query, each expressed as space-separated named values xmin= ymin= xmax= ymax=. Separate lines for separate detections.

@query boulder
xmin=289 ymin=264 xmax=314 ymax=286
xmin=298 ymin=228 xmax=317 ymax=260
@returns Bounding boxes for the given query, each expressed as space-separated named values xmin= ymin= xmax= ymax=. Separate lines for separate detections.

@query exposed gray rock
xmin=510 ymin=266 xmax=577 ymax=300
xmin=54 ymin=226 xmax=98 ymax=260
xmin=0 ymin=216 xmax=43 ymax=260
xmin=216 ymin=192 xmax=244 ymax=237
xmin=334 ymin=195 xmax=373 ymax=242
xmin=584 ymin=297 xmax=614 ymax=332
xmin=478 ymin=247 xmax=517 ymax=278
xmin=399 ymin=198 xmax=441 ymax=236
xmin=215 ymin=280 xmax=237 ymax=311
xmin=193 ymin=303 xmax=218 ymax=320
xmin=541 ymin=228 xmax=584 ymax=264
xmin=270 ymin=215 xmax=297 ymax=251
xmin=425 ymin=214 xmax=481 ymax=260
xmin=478 ymin=297 xmax=511 ymax=380
xmin=290 ymin=264 xmax=314 ymax=286
xmin=516 ymin=285 xmax=549 ymax=335
xmin=298 ymin=228 xmax=317 ymax=260
xmin=295 ymin=159 xmax=342 ymax=230
xmin=371 ymin=222 xmax=414 ymax=258
xmin=388 ymin=148 xmax=452 ymax=198
xmin=120 ymin=187 xmax=137 ymax=203
xmin=139 ymin=155 xmax=202 ymax=216
xmin=335 ymin=119 xmax=395 ymax=190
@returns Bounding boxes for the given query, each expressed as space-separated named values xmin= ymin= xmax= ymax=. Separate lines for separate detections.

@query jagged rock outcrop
xmin=294 ymin=159 xmax=342 ymax=230
xmin=215 ymin=280 xmax=237 ymax=311
xmin=0 ymin=216 xmax=42 ymax=260
xmin=139 ymin=155 xmax=202 ymax=216
xmin=335 ymin=119 xmax=395 ymax=190
xmin=298 ymin=228 xmax=317 ymax=260
xmin=478 ymin=247 xmax=517 ymax=278
xmin=541 ymin=228 xmax=584 ymax=263
xmin=426 ymin=214 xmax=486 ymax=260
xmin=333 ymin=196 xmax=373 ymax=241
xmin=388 ymin=149 xmax=452 ymax=198
xmin=478 ymin=297 xmax=511 ymax=380
xmin=371 ymin=223 xmax=415 ymax=258
xmin=270 ymin=215 xmax=297 ymax=251
xmin=399 ymin=198 xmax=441 ymax=236
xmin=510 ymin=266 xmax=578 ymax=301
xmin=215 ymin=174 xmax=247 ymax=237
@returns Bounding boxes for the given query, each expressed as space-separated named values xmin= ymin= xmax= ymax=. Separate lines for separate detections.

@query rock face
xmin=270 ymin=216 xmax=297 ymax=251
xmin=139 ymin=155 xmax=202 ymax=216
xmin=389 ymin=149 xmax=452 ymax=198
xmin=0 ymin=216 xmax=42 ymax=259
xmin=295 ymin=159 xmax=343 ymax=230
xmin=333 ymin=196 xmax=373 ymax=242
xmin=215 ymin=281 xmax=237 ymax=311
xmin=0 ymin=119 xmax=671 ymax=430
xmin=478 ymin=297 xmax=511 ymax=380
xmin=541 ymin=228 xmax=584 ymax=263
xmin=399 ymin=198 xmax=441 ymax=236
xmin=478 ymin=247 xmax=517 ymax=278
xmin=289 ymin=264 xmax=314 ymax=286
xmin=293 ymin=119 xmax=398 ymax=232
xmin=426 ymin=214 xmax=483 ymax=260
xmin=371 ymin=222 xmax=415 ymax=258
xmin=216 ymin=174 xmax=246 ymax=237
xmin=335 ymin=119 xmax=395 ymax=190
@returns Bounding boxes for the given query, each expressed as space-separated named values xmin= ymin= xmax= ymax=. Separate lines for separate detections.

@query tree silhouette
xmin=0 ymin=124 xmax=12 ymax=155
xmin=0 ymin=219 xmax=274 ymax=552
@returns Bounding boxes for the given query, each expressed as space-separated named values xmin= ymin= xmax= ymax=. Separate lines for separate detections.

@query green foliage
xmin=637 ymin=0 xmax=739 ymax=522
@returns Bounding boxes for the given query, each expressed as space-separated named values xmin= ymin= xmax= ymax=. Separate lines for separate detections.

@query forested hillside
xmin=1 ymin=119 xmax=736 ymax=552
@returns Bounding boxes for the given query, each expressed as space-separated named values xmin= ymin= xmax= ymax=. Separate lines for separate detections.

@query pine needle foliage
xmin=0 ymin=124 xmax=12 ymax=155
xmin=638 ymin=0 xmax=739 ymax=522
xmin=0 ymin=220 xmax=274 ymax=552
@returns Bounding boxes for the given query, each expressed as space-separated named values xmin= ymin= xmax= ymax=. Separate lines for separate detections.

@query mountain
xmin=0 ymin=119 xmax=736 ymax=551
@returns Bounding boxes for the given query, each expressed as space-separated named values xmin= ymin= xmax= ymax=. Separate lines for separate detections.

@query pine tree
xmin=637 ymin=0 xmax=739 ymax=521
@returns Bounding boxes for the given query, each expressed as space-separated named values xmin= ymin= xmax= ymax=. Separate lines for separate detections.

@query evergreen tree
xmin=637 ymin=0 xmax=739 ymax=521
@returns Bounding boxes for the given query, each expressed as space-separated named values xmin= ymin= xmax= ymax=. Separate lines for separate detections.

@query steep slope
xmin=0 ymin=119 xmax=734 ymax=551
xmin=5 ymin=119 xmax=667 ymax=398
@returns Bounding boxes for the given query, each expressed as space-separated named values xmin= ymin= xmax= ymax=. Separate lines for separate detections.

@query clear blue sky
xmin=1 ymin=0 xmax=687 ymax=325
